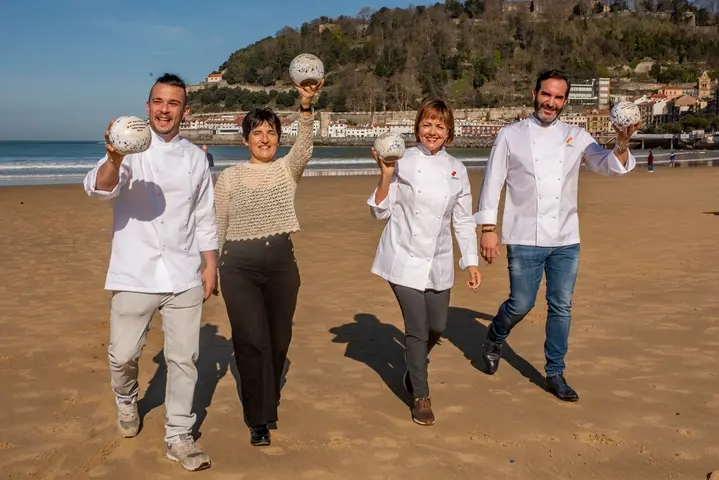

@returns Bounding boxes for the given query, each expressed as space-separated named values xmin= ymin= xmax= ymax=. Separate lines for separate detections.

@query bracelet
xmin=481 ymin=227 xmax=496 ymax=233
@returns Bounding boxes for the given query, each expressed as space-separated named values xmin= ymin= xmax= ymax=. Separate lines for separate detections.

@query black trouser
xmin=390 ymin=283 xmax=451 ymax=399
xmin=219 ymin=234 xmax=301 ymax=427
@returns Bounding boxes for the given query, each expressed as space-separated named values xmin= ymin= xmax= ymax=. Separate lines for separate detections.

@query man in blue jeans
xmin=475 ymin=70 xmax=639 ymax=401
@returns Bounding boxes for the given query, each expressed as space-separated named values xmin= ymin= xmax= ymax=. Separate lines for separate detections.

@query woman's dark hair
xmin=534 ymin=69 xmax=571 ymax=97
xmin=242 ymin=108 xmax=282 ymax=141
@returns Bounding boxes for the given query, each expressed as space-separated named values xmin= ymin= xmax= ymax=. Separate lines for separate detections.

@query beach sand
xmin=1 ymin=166 xmax=719 ymax=479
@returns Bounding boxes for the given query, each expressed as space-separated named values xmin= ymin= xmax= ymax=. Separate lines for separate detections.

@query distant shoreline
xmin=185 ymin=135 xmax=496 ymax=149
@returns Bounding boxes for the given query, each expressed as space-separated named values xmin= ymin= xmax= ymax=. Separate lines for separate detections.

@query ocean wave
xmin=0 ymin=157 xmax=491 ymax=172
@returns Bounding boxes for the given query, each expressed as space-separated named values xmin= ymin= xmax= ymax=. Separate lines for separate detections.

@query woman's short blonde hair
xmin=414 ymin=98 xmax=455 ymax=146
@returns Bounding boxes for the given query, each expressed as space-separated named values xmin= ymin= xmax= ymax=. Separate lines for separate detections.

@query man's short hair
xmin=242 ymin=108 xmax=282 ymax=141
xmin=534 ymin=69 xmax=571 ymax=97
xmin=150 ymin=73 xmax=188 ymax=103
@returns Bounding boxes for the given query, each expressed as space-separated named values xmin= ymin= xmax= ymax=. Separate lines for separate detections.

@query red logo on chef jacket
xmin=451 ymin=170 xmax=459 ymax=180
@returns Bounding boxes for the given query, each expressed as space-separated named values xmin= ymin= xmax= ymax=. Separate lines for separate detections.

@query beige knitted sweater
xmin=214 ymin=115 xmax=314 ymax=250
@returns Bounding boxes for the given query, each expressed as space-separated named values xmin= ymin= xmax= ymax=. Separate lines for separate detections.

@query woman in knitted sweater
xmin=214 ymin=81 xmax=322 ymax=446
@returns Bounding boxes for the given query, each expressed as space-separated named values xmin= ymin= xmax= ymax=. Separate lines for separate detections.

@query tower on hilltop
xmin=698 ymin=71 xmax=712 ymax=99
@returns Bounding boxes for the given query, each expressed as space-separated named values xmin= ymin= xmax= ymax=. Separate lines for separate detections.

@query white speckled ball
xmin=108 ymin=116 xmax=152 ymax=155
xmin=289 ymin=53 xmax=325 ymax=87
xmin=374 ymin=132 xmax=406 ymax=164
xmin=610 ymin=101 xmax=642 ymax=128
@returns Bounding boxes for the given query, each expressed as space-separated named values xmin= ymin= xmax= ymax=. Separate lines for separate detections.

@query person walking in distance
xmin=201 ymin=144 xmax=215 ymax=168
xmin=83 ymin=73 xmax=217 ymax=471
xmin=647 ymin=149 xmax=654 ymax=173
xmin=669 ymin=150 xmax=676 ymax=168
xmin=368 ymin=98 xmax=481 ymax=425
xmin=475 ymin=70 xmax=638 ymax=402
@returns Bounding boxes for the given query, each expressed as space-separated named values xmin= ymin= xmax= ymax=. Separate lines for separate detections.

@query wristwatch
xmin=299 ymin=105 xmax=314 ymax=113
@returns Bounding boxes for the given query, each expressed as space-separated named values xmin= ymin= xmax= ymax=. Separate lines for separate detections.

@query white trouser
xmin=108 ymin=286 xmax=203 ymax=440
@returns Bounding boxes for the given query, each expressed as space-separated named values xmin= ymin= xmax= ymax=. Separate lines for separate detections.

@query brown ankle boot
xmin=412 ymin=397 xmax=435 ymax=426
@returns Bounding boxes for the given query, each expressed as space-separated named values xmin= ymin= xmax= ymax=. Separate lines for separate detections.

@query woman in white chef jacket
xmin=367 ymin=98 xmax=481 ymax=426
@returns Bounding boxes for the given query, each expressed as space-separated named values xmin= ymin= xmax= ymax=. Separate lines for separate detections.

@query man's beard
xmin=533 ymin=98 xmax=563 ymax=126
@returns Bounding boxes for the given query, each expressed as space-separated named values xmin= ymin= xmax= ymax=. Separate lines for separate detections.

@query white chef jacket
xmin=475 ymin=115 xmax=636 ymax=247
xmin=83 ymin=130 xmax=218 ymax=294
xmin=368 ymin=146 xmax=479 ymax=291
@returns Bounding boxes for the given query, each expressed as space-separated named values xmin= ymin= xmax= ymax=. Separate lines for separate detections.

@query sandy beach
xmin=1 ymin=165 xmax=719 ymax=479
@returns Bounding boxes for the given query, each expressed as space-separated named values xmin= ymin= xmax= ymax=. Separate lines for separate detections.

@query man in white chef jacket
xmin=83 ymin=73 xmax=217 ymax=471
xmin=475 ymin=69 xmax=638 ymax=402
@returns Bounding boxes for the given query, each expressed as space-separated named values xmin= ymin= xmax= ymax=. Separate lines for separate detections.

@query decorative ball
xmin=289 ymin=53 xmax=325 ymax=87
xmin=374 ymin=132 xmax=406 ymax=164
xmin=610 ymin=101 xmax=641 ymax=128
xmin=108 ymin=116 xmax=152 ymax=155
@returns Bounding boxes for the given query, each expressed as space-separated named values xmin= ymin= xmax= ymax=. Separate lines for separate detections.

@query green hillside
xmin=188 ymin=0 xmax=719 ymax=112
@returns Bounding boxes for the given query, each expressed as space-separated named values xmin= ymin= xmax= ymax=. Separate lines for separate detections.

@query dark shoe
xmin=403 ymin=368 xmax=413 ymax=396
xmin=546 ymin=375 xmax=579 ymax=402
xmin=482 ymin=334 xmax=502 ymax=375
xmin=411 ymin=397 xmax=435 ymax=426
xmin=250 ymin=425 xmax=271 ymax=446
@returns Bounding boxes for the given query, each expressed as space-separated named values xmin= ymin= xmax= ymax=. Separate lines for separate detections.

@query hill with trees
xmin=188 ymin=0 xmax=719 ymax=113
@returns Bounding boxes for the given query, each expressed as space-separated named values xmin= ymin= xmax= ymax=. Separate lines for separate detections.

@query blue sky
xmin=0 ymin=0 xmax=433 ymax=141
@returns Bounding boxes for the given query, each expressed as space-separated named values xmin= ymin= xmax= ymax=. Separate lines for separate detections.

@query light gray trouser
xmin=390 ymin=283 xmax=451 ymax=399
xmin=108 ymin=286 xmax=203 ymax=440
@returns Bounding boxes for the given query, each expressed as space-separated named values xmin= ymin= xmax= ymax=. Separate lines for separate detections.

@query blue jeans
xmin=488 ymin=244 xmax=580 ymax=377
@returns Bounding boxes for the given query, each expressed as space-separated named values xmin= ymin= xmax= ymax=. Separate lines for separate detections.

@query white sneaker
xmin=116 ymin=400 xmax=139 ymax=438
xmin=166 ymin=434 xmax=211 ymax=471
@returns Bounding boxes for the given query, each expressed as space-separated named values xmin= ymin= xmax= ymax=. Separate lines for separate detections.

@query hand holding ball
xmin=107 ymin=116 xmax=152 ymax=156
xmin=610 ymin=101 xmax=641 ymax=129
xmin=373 ymin=132 xmax=406 ymax=165
xmin=289 ymin=54 xmax=325 ymax=87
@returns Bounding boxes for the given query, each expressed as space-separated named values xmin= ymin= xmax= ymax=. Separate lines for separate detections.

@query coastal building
xmin=698 ymin=71 xmax=713 ymax=99
xmin=585 ymin=108 xmax=611 ymax=135
xmin=598 ymin=78 xmax=611 ymax=108
xmin=455 ymin=120 xmax=507 ymax=137
xmin=569 ymin=79 xmax=598 ymax=105
xmin=282 ymin=119 xmax=321 ymax=137
xmin=562 ymin=112 xmax=588 ymax=130
xmin=206 ymin=72 xmax=223 ymax=83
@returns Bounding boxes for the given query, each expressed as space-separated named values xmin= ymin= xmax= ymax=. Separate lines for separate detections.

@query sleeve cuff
xmin=473 ymin=209 xmax=498 ymax=225
xmin=459 ymin=255 xmax=480 ymax=269
xmin=367 ymin=190 xmax=390 ymax=209
xmin=200 ymin=241 xmax=219 ymax=252
xmin=85 ymin=170 xmax=121 ymax=197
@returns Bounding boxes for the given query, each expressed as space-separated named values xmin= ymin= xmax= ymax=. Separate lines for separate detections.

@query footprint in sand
xmin=573 ymin=432 xmax=623 ymax=446
xmin=260 ymin=446 xmax=286 ymax=456
xmin=676 ymin=428 xmax=695 ymax=437
xmin=674 ymin=451 xmax=698 ymax=460
xmin=300 ymin=470 xmax=337 ymax=480
xmin=443 ymin=405 xmax=465 ymax=414
xmin=612 ymin=390 xmax=634 ymax=398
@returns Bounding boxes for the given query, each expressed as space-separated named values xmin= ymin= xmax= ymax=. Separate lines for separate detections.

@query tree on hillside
xmin=192 ymin=3 xmax=719 ymax=113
